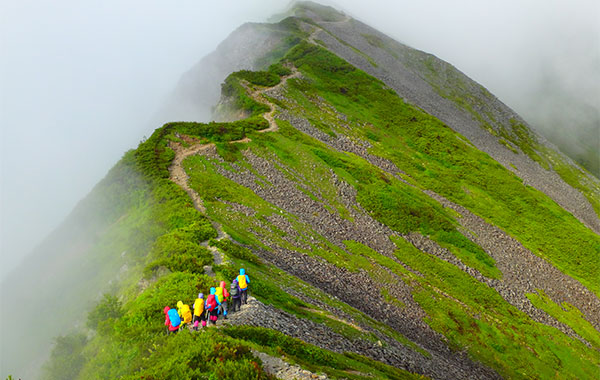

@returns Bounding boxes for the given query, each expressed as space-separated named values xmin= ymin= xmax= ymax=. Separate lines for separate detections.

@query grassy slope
xmin=182 ymin=42 xmax=599 ymax=379
xmin=416 ymin=53 xmax=600 ymax=217
xmin=285 ymin=42 xmax=600 ymax=296
xmin=40 ymin=61 xmax=421 ymax=380
xmin=38 ymin=16 xmax=599 ymax=380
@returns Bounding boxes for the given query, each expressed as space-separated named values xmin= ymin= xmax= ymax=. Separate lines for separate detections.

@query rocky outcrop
xmin=222 ymin=296 xmax=498 ymax=380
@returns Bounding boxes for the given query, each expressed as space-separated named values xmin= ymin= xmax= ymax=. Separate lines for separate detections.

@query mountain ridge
xmin=2 ymin=2 xmax=599 ymax=379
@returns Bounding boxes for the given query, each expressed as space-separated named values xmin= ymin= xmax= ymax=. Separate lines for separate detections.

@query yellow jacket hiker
xmin=192 ymin=293 xmax=206 ymax=330
xmin=177 ymin=301 xmax=192 ymax=325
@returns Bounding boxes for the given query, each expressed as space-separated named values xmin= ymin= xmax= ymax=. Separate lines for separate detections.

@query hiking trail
xmin=168 ymin=67 xmax=302 ymax=275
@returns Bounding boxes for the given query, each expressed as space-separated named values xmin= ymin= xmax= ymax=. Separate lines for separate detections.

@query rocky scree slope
xmin=286 ymin=2 xmax=599 ymax=234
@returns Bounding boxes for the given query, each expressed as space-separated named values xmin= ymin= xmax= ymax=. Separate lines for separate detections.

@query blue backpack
xmin=167 ymin=308 xmax=181 ymax=327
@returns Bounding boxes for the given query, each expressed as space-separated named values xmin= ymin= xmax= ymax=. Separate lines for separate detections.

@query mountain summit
xmin=3 ymin=2 xmax=599 ymax=379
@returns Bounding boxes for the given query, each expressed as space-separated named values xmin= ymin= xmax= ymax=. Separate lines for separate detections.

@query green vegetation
xmin=526 ymin=290 xmax=600 ymax=349
xmin=87 ymin=294 xmax=123 ymax=330
xmin=391 ymin=237 xmax=599 ymax=379
xmin=268 ymin=62 xmax=293 ymax=77
xmin=209 ymin=238 xmax=263 ymax=265
xmin=41 ymin=53 xmax=429 ymax=379
xmin=421 ymin=52 xmax=600 ymax=219
xmin=42 ymin=333 xmax=87 ymax=380
xmin=38 ymin=19 xmax=600 ymax=380
xmin=543 ymin=145 xmax=600 ymax=217
xmin=284 ymin=41 xmax=600 ymax=295
xmin=220 ymin=62 xmax=299 ymax=118
xmin=143 ymin=224 xmax=215 ymax=277
xmin=120 ymin=330 xmax=272 ymax=380
xmin=230 ymin=69 xmax=281 ymax=87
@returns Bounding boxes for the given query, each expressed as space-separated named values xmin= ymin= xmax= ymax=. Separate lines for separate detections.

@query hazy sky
xmin=1 ymin=0 xmax=598 ymax=278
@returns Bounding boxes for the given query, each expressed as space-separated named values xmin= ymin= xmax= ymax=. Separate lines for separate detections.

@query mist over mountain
xmin=1 ymin=2 xmax=599 ymax=379
xmin=519 ymin=73 xmax=600 ymax=177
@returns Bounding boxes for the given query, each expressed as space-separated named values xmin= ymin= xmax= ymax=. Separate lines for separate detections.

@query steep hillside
xmin=284 ymin=2 xmax=600 ymax=234
xmin=4 ymin=2 xmax=599 ymax=380
xmin=0 ymin=151 xmax=211 ymax=378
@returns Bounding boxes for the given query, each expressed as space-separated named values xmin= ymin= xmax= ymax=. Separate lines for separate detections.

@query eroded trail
xmin=247 ymin=67 xmax=301 ymax=134
xmin=168 ymin=67 xmax=301 ymax=269
xmin=169 ymin=141 xmax=213 ymax=214
xmin=168 ymin=67 xmax=300 ymax=202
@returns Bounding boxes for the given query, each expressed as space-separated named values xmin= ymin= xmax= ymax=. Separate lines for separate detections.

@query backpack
xmin=206 ymin=294 xmax=217 ymax=311
xmin=230 ymin=284 xmax=239 ymax=297
xmin=194 ymin=299 xmax=204 ymax=316
xmin=237 ymin=274 xmax=247 ymax=290
xmin=215 ymin=287 xmax=224 ymax=303
xmin=167 ymin=308 xmax=181 ymax=327
xmin=181 ymin=304 xmax=192 ymax=324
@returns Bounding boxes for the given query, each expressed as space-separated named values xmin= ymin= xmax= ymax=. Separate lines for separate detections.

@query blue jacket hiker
xmin=236 ymin=268 xmax=250 ymax=305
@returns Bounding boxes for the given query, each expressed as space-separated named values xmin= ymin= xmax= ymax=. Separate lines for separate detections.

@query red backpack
xmin=206 ymin=294 xmax=217 ymax=311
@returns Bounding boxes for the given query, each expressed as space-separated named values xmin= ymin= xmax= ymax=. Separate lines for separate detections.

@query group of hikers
xmin=163 ymin=268 xmax=250 ymax=334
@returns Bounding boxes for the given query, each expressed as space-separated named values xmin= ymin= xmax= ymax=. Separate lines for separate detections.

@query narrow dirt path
xmin=169 ymin=141 xmax=213 ymax=214
xmin=168 ymin=68 xmax=300 ymax=204
xmin=168 ymin=67 xmax=301 ymax=274
xmin=247 ymin=68 xmax=301 ymax=134
xmin=169 ymin=141 xmax=228 ymax=269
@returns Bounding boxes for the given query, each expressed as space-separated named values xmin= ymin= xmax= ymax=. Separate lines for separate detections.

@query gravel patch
xmin=220 ymin=296 xmax=499 ymax=380
xmin=424 ymin=191 xmax=600 ymax=332
xmin=252 ymin=349 xmax=328 ymax=380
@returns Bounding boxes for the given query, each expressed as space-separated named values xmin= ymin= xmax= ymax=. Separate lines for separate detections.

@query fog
xmin=1 ymin=0 xmax=598 ymax=279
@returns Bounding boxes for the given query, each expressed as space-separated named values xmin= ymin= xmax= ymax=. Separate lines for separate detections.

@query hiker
xmin=177 ymin=300 xmax=193 ymax=330
xmin=164 ymin=306 xmax=181 ymax=335
xmin=230 ymin=279 xmax=242 ymax=313
xmin=205 ymin=287 xmax=221 ymax=325
xmin=192 ymin=293 xmax=206 ymax=330
xmin=215 ymin=281 xmax=230 ymax=319
xmin=236 ymin=268 xmax=250 ymax=305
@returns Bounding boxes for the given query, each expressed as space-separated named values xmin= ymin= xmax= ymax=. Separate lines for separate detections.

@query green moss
xmin=499 ymin=138 xmax=518 ymax=154
xmin=526 ymin=290 xmax=600 ymax=349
